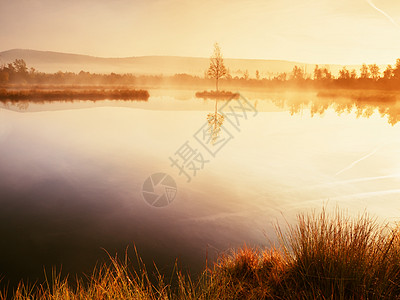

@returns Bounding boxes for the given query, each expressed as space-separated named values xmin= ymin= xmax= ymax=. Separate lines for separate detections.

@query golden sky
xmin=1 ymin=0 xmax=400 ymax=64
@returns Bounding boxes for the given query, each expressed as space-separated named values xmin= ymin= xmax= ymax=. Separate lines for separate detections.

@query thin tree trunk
xmin=214 ymin=98 xmax=218 ymax=134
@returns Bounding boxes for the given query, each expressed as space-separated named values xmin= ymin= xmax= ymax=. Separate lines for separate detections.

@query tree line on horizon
xmin=2 ymin=58 xmax=400 ymax=90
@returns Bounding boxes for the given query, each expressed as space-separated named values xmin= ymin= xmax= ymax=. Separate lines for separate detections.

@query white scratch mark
xmin=299 ymin=174 xmax=400 ymax=191
xmin=366 ymin=0 xmax=400 ymax=29
xmin=335 ymin=146 xmax=380 ymax=176
xmin=282 ymin=189 xmax=400 ymax=211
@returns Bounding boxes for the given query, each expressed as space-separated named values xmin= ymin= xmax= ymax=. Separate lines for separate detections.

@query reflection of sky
xmin=0 ymin=93 xmax=400 ymax=287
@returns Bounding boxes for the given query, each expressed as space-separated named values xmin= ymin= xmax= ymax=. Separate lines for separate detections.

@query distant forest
xmin=2 ymin=58 xmax=400 ymax=90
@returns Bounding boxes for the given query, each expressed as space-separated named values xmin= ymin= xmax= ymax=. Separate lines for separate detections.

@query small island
xmin=0 ymin=88 xmax=149 ymax=101
xmin=195 ymin=43 xmax=239 ymax=100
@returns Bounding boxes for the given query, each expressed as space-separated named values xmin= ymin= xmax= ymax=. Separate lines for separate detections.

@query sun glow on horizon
xmin=1 ymin=0 xmax=400 ymax=65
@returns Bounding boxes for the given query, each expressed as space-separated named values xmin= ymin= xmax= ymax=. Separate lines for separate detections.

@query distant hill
xmin=0 ymin=49 xmax=354 ymax=77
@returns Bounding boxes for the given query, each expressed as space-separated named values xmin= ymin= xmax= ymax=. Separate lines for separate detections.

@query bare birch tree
xmin=207 ymin=43 xmax=227 ymax=91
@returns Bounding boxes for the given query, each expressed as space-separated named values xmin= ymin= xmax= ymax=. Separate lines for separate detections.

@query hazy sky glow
xmin=1 ymin=0 xmax=400 ymax=64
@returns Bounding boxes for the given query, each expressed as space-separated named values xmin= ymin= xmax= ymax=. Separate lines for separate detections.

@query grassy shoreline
xmin=0 ymin=88 xmax=150 ymax=101
xmin=3 ymin=209 xmax=400 ymax=299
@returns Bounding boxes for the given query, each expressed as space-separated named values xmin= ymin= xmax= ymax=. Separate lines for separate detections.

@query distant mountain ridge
xmin=0 ymin=49 xmax=352 ymax=77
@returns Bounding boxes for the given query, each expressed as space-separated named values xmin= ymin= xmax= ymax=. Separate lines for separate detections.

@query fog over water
xmin=0 ymin=89 xmax=400 ymax=288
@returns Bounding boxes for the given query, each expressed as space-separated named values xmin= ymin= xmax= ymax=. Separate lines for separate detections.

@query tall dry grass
xmin=3 ymin=209 xmax=400 ymax=299
xmin=277 ymin=209 xmax=400 ymax=299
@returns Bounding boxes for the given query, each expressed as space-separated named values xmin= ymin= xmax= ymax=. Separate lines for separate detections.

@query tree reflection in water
xmin=207 ymin=98 xmax=224 ymax=144
xmin=272 ymin=91 xmax=400 ymax=126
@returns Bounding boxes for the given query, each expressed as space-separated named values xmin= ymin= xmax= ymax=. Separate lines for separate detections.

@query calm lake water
xmin=0 ymin=89 xmax=400 ymax=287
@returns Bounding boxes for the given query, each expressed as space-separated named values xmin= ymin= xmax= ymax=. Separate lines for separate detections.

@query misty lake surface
xmin=0 ymin=89 xmax=400 ymax=287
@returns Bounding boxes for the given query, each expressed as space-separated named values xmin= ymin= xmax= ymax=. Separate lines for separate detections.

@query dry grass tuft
xmin=3 ymin=209 xmax=400 ymax=299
